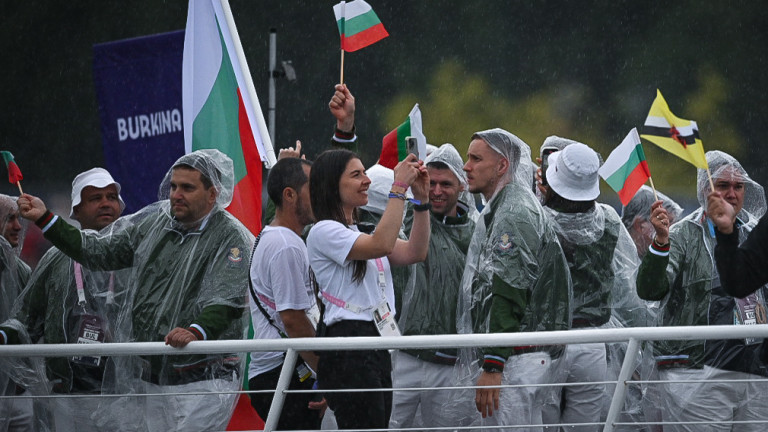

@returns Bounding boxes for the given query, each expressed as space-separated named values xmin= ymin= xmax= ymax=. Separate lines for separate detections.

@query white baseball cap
xmin=546 ymin=143 xmax=600 ymax=201
xmin=70 ymin=168 xmax=126 ymax=218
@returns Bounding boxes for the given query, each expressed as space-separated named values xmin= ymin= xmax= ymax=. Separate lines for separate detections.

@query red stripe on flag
xmin=7 ymin=161 xmax=22 ymax=184
xmin=342 ymin=23 xmax=389 ymax=52
xmin=380 ymin=128 xmax=399 ymax=169
xmin=638 ymin=159 xmax=651 ymax=177
xmin=228 ymin=89 xmax=263 ymax=235
xmin=617 ymin=162 xmax=651 ymax=206
xmin=225 ymin=393 xmax=264 ymax=431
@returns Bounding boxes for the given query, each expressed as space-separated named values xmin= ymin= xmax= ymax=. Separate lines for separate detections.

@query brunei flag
xmin=640 ymin=89 xmax=708 ymax=169
xmin=333 ymin=0 xmax=389 ymax=52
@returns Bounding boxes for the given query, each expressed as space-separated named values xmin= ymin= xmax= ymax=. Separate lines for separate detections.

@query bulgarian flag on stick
xmin=379 ymin=104 xmax=427 ymax=169
xmin=333 ymin=0 xmax=389 ymax=83
xmin=183 ymin=0 xmax=276 ymax=236
xmin=1 ymin=151 xmax=23 ymax=194
xmin=598 ymin=128 xmax=654 ymax=206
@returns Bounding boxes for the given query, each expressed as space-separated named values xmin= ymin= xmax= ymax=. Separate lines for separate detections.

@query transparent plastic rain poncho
xmin=0 ymin=196 xmax=39 ymax=430
xmin=38 ymin=150 xmax=253 ymax=431
xmin=542 ymin=202 xmax=650 ymax=424
xmin=637 ymin=150 xmax=768 ymax=424
xmin=395 ymin=143 xmax=475 ymax=364
xmin=1 ymin=224 xmax=131 ymax=432
xmin=543 ymin=203 xmax=644 ymax=328
xmin=621 ymin=185 xmax=684 ymax=259
xmin=443 ymin=129 xmax=572 ymax=428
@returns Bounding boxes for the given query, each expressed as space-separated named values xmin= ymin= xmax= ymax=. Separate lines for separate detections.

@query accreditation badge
xmin=373 ymin=301 xmax=401 ymax=337
xmin=734 ymin=289 xmax=768 ymax=345
xmin=71 ymin=314 xmax=106 ymax=367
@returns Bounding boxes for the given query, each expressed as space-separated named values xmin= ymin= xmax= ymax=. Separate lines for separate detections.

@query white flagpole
xmin=218 ymin=0 xmax=277 ymax=168
xmin=340 ymin=1 xmax=346 ymax=84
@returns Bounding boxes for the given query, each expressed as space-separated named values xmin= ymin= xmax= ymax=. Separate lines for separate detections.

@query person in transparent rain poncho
xmin=621 ymin=185 xmax=684 ymax=260
xmin=1 ymin=169 xmax=128 ymax=432
xmin=443 ymin=128 xmax=572 ymax=432
xmin=637 ymin=150 xmax=768 ymax=432
xmin=16 ymin=149 xmax=254 ymax=432
xmin=535 ymin=140 xmax=648 ymax=431
xmin=0 ymin=194 xmax=34 ymax=432
xmin=389 ymin=143 xmax=476 ymax=431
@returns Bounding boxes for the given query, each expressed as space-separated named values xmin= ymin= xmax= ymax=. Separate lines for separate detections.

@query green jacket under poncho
xmin=460 ymin=183 xmax=572 ymax=365
xmin=40 ymin=203 xmax=253 ymax=384
xmin=397 ymin=202 xmax=475 ymax=363
xmin=637 ymin=208 xmax=768 ymax=374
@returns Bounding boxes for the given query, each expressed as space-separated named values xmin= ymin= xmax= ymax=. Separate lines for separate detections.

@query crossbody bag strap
xmin=248 ymin=229 xmax=288 ymax=338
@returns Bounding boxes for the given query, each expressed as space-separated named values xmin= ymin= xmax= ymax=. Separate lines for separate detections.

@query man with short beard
xmin=455 ymin=129 xmax=571 ymax=431
xmin=247 ymin=158 xmax=324 ymax=429
xmin=16 ymin=150 xmax=253 ymax=432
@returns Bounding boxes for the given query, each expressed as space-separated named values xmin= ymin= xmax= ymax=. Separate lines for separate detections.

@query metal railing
xmin=3 ymin=324 xmax=768 ymax=431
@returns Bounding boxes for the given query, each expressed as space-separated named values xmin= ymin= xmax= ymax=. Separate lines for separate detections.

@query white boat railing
xmin=3 ymin=324 xmax=768 ymax=431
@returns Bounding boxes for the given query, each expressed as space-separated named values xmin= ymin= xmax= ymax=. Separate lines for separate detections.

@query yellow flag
xmin=640 ymin=89 xmax=708 ymax=169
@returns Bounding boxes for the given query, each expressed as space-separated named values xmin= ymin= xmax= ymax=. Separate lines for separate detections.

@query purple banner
xmin=93 ymin=30 xmax=185 ymax=214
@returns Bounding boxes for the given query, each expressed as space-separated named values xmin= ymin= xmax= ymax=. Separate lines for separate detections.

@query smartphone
xmin=405 ymin=136 xmax=418 ymax=158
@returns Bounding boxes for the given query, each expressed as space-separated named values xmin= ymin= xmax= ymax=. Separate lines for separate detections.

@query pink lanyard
xmin=319 ymin=258 xmax=388 ymax=314
xmin=74 ymin=262 xmax=115 ymax=307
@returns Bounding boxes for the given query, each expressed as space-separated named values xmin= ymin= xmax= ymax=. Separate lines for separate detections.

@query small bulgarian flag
xmin=333 ymin=0 xmax=389 ymax=52
xmin=379 ymin=104 xmax=427 ymax=169
xmin=598 ymin=128 xmax=651 ymax=206
xmin=641 ymin=89 xmax=708 ymax=169
xmin=1 ymin=151 xmax=23 ymax=184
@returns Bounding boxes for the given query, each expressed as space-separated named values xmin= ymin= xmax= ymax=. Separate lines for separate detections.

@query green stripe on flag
xmin=395 ymin=119 xmax=411 ymax=161
xmin=191 ymin=17 xmax=247 ymax=182
xmin=604 ymin=148 xmax=643 ymax=191
xmin=337 ymin=10 xmax=382 ymax=37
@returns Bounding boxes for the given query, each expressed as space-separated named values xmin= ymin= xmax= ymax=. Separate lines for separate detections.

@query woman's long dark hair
xmin=310 ymin=149 xmax=367 ymax=283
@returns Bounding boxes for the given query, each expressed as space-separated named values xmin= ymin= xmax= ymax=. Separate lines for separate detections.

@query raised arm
xmin=388 ymin=161 xmax=430 ymax=266
xmin=347 ymin=154 xmax=426 ymax=261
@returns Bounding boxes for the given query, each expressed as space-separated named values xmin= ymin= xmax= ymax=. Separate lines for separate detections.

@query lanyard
xmin=320 ymin=258 xmax=388 ymax=314
xmin=73 ymin=262 xmax=115 ymax=308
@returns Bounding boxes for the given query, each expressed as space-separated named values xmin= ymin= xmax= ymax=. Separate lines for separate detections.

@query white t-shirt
xmin=306 ymin=220 xmax=396 ymax=326
xmin=248 ymin=226 xmax=318 ymax=379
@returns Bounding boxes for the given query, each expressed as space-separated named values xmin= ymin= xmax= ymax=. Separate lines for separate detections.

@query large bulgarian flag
xmin=640 ymin=89 xmax=708 ymax=169
xmin=379 ymin=104 xmax=427 ymax=169
xmin=333 ymin=0 xmax=389 ymax=52
xmin=183 ymin=0 xmax=275 ymax=236
xmin=598 ymin=128 xmax=652 ymax=206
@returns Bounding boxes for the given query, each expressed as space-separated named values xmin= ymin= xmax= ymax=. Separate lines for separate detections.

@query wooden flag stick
xmin=16 ymin=181 xmax=23 ymax=195
xmin=340 ymin=49 xmax=345 ymax=85
xmin=648 ymin=176 xmax=659 ymax=201
xmin=706 ymin=167 xmax=716 ymax=193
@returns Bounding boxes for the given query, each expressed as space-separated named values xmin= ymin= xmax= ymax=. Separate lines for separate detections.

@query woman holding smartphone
xmin=306 ymin=149 xmax=430 ymax=429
